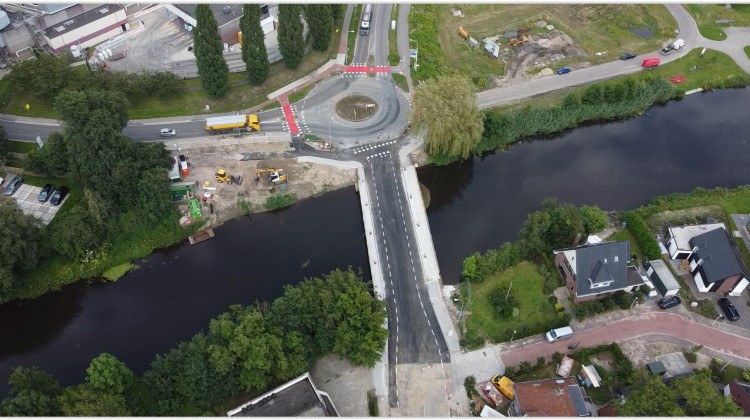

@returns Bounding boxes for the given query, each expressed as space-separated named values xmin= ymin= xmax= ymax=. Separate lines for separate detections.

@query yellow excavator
xmin=256 ymin=168 xmax=288 ymax=185
xmin=215 ymin=169 xmax=243 ymax=185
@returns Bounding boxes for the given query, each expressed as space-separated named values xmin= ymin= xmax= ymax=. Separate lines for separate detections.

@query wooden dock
xmin=188 ymin=228 xmax=215 ymax=245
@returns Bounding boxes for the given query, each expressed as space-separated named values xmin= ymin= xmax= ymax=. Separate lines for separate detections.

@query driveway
xmin=1 ymin=178 xmax=66 ymax=224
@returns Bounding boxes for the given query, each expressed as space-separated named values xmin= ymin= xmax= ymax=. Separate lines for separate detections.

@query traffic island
xmin=335 ymin=95 xmax=379 ymax=121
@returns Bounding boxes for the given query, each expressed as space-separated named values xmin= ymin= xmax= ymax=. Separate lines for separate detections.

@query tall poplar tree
xmin=306 ymin=5 xmax=333 ymax=51
xmin=240 ymin=4 xmax=269 ymax=85
xmin=193 ymin=4 xmax=229 ymax=98
xmin=277 ymin=4 xmax=304 ymax=69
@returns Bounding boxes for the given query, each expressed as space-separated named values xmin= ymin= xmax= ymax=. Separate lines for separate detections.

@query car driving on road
xmin=619 ymin=51 xmax=636 ymax=60
xmin=160 ymin=128 xmax=177 ymax=137
xmin=658 ymin=296 xmax=681 ymax=309
xmin=556 ymin=66 xmax=571 ymax=75
xmin=718 ymin=298 xmax=740 ymax=321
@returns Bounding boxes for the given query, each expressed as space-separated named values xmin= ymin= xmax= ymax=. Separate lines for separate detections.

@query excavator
xmin=215 ymin=169 xmax=243 ymax=185
xmin=256 ymin=168 xmax=288 ymax=185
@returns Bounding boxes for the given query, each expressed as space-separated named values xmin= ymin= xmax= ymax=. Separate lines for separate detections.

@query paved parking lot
xmin=3 ymin=182 xmax=65 ymax=224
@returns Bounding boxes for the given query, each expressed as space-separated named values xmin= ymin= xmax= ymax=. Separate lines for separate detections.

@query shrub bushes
xmin=620 ymin=211 xmax=662 ymax=260
xmin=684 ymin=352 xmax=697 ymax=363
xmin=489 ymin=286 xmax=518 ymax=319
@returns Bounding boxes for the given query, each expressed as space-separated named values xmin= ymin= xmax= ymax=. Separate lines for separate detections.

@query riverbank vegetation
xmin=0 ymin=268 xmax=387 ymax=416
xmin=684 ymin=4 xmax=750 ymax=41
xmin=0 ymin=89 xmax=188 ymax=303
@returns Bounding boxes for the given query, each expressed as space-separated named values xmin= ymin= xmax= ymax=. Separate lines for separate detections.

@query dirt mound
xmin=497 ymin=30 xmax=588 ymax=84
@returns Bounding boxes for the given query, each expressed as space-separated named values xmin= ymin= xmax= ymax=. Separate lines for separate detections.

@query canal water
xmin=0 ymin=187 xmax=369 ymax=395
xmin=2 ymin=88 xmax=750 ymax=395
xmin=421 ymin=88 xmax=750 ymax=284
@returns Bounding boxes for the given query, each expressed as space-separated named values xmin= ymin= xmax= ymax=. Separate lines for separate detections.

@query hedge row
xmin=620 ymin=211 xmax=662 ymax=260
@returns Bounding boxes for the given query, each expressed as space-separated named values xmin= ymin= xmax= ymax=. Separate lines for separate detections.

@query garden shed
xmin=644 ymin=259 xmax=681 ymax=297
xmin=647 ymin=361 xmax=667 ymax=376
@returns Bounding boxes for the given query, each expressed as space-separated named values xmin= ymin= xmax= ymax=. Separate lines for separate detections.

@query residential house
xmin=665 ymin=223 xmax=726 ymax=260
xmin=509 ymin=377 xmax=596 ymax=417
xmin=725 ymin=379 xmax=750 ymax=415
xmin=687 ymin=227 xmax=749 ymax=295
xmin=554 ymin=241 xmax=645 ymax=303
xmin=226 ymin=372 xmax=339 ymax=417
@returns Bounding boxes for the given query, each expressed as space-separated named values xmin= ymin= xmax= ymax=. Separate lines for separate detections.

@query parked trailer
xmin=205 ymin=114 xmax=260 ymax=134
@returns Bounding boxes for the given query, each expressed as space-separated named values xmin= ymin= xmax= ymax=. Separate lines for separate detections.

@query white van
xmin=672 ymin=39 xmax=686 ymax=50
xmin=545 ymin=326 xmax=574 ymax=342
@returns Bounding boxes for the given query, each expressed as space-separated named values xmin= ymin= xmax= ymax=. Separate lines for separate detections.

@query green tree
xmin=6 ymin=53 xmax=74 ymax=98
xmin=278 ymin=4 xmax=304 ymax=69
xmin=461 ymin=253 xmax=481 ymax=282
xmin=615 ymin=373 xmax=682 ymax=416
xmin=58 ymin=384 xmax=131 ymax=416
xmin=0 ymin=366 xmax=61 ymax=416
xmin=0 ymin=125 xmax=7 ymax=161
xmin=518 ymin=209 xmax=552 ymax=258
xmin=579 ymin=205 xmax=609 ymax=234
xmin=22 ymin=131 xmax=70 ymax=177
xmin=0 ymin=197 xmax=44 ymax=295
xmin=671 ymin=370 xmax=743 ymax=416
xmin=415 ymin=75 xmax=485 ymax=160
xmin=86 ymin=353 xmax=134 ymax=395
xmin=241 ymin=4 xmax=270 ymax=85
xmin=306 ymin=5 xmax=334 ymax=51
xmin=330 ymin=4 xmax=344 ymax=23
xmin=55 ymin=89 xmax=129 ymax=132
xmin=193 ymin=4 xmax=230 ymax=98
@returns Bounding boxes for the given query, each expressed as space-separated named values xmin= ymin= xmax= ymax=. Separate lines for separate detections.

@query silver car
xmin=3 ymin=176 xmax=23 ymax=196
xmin=160 ymin=128 xmax=177 ymax=137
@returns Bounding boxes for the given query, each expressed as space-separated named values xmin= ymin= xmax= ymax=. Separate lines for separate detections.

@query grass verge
xmin=388 ymin=5 xmax=400 ymax=66
xmin=683 ymin=4 xmax=750 ymax=41
xmin=288 ymin=84 xmax=314 ymax=103
xmin=102 ymin=262 xmax=137 ymax=281
xmin=347 ymin=4 xmax=362 ymax=65
xmin=6 ymin=140 xmax=39 ymax=154
xmin=464 ymin=261 xmax=558 ymax=343
xmin=392 ymin=73 xmax=408 ymax=92
xmin=745 ymin=46 xmax=750 ymax=60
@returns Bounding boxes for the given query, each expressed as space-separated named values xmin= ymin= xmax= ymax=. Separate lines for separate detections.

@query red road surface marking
xmin=280 ymin=97 xmax=299 ymax=135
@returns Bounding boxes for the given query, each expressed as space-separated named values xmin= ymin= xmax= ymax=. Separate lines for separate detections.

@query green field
xmin=464 ymin=261 xmax=557 ymax=343
xmin=605 ymin=228 xmax=645 ymax=262
xmin=428 ymin=4 xmax=676 ymax=88
xmin=684 ymin=4 xmax=750 ymax=41
xmin=745 ymin=46 xmax=750 ymax=60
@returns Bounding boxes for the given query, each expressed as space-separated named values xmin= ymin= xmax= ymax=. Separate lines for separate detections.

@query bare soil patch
xmin=335 ymin=95 xmax=378 ymax=121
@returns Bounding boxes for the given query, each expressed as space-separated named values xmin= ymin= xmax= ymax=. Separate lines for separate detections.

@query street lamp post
xmin=509 ymin=329 xmax=517 ymax=342
xmin=329 ymin=116 xmax=335 ymax=145
xmin=453 ymin=298 xmax=467 ymax=335
xmin=713 ymin=314 xmax=725 ymax=326
xmin=630 ymin=296 xmax=639 ymax=309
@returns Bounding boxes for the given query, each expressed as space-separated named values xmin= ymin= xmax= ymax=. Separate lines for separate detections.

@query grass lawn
xmin=347 ymin=4 xmax=361 ymax=65
xmin=745 ymin=46 xmax=750 ymax=60
xmin=684 ymin=4 xmax=750 ymax=41
xmin=605 ymin=228 xmax=644 ymax=262
xmin=392 ymin=73 xmax=409 ymax=92
xmin=388 ymin=5 xmax=400 ymax=66
xmin=6 ymin=140 xmax=39 ymax=154
xmin=464 ymin=261 xmax=557 ymax=343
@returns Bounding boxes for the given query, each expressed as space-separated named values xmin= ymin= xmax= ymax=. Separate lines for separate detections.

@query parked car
xmin=556 ymin=66 xmax=571 ymax=75
xmin=658 ymin=296 xmax=682 ymax=309
xmin=719 ymin=298 xmax=740 ymax=321
xmin=3 ymin=176 xmax=23 ymax=196
xmin=38 ymin=183 xmax=55 ymax=203
xmin=619 ymin=51 xmax=637 ymax=60
xmin=160 ymin=128 xmax=177 ymax=137
xmin=50 ymin=186 xmax=69 ymax=206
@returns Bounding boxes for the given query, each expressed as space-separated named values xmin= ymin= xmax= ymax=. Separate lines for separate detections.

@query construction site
xmin=166 ymin=136 xmax=356 ymax=231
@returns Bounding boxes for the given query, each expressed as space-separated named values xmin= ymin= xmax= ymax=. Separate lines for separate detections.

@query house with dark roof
xmin=687 ymin=227 xmax=749 ymax=296
xmin=554 ymin=241 xmax=646 ymax=303
xmin=226 ymin=372 xmax=339 ymax=417
xmin=726 ymin=379 xmax=750 ymax=415
xmin=666 ymin=223 xmax=726 ymax=260
xmin=509 ymin=377 xmax=596 ymax=417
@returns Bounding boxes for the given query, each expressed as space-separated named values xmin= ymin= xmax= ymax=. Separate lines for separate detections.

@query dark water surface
xmin=0 ymin=187 xmax=369 ymax=395
xmin=420 ymin=88 xmax=750 ymax=285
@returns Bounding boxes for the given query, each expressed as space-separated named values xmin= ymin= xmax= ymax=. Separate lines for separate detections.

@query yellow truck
xmin=205 ymin=114 xmax=260 ymax=134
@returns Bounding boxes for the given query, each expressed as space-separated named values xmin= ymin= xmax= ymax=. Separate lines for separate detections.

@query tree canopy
xmin=278 ymin=4 xmax=304 ymax=69
xmin=0 ymin=367 xmax=60 ymax=416
xmin=0 ymin=197 xmax=44 ymax=294
xmin=193 ymin=4 xmax=230 ymax=98
xmin=415 ymin=75 xmax=485 ymax=160
xmin=306 ymin=5 xmax=334 ymax=51
xmin=240 ymin=4 xmax=269 ymax=85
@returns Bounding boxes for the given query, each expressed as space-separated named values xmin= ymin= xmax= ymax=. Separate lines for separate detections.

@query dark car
xmin=3 ymin=176 xmax=23 ymax=196
xmin=719 ymin=298 xmax=740 ymax=321
xmin=619 ymin=51 xmax=637 ymax=60
xmin=50 ymin=186 xmax=69 ymax=206
xmin=556 ymin=66 xmax=571 ymax=75
xmin=658 ymin=296 xmax=682 ymax=309
xmin=38 ymin=183 xmax=55 ymax=203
